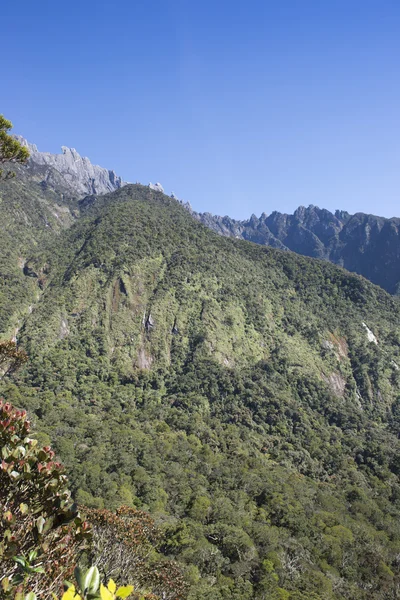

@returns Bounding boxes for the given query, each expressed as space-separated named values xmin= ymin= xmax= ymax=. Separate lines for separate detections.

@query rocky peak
xmin=14 ymin=136 xmax=126 ymax=197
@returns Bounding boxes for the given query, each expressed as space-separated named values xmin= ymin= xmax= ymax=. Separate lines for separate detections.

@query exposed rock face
xmin=362 ymin=322 xmax=378 ymax=345
xmin=149 ymin=182 xmax=164 ymax=193
xmin=15 ymin=136 xmax=126 ymax=197
xmin=191 ymin=205 xmax=400 ymax=294
xmin=322 ymin=372 xmax=347 ymax=397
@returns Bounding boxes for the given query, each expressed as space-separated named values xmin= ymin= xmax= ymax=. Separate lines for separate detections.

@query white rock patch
xmin=149 ymin=182 xmax=164 ymax=193
xmin=362 ymin=322 xmax=378 ymax=345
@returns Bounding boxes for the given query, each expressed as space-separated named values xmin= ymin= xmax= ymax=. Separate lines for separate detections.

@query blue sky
xmin=2 ymin=0 xmax=400 ymax=219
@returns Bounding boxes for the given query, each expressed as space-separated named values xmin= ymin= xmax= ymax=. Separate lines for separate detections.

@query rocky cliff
xmin=191 ymin=204 xmax=400 ymax=294
xmin=15 ymin=136 xmax=126 ymax=197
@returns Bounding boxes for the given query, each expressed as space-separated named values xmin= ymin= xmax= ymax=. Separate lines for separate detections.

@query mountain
xmin=192 ymin=205 xmax=400 ymax=294
xmin=0 ymin=161 xmax=79 ymax=339
xmin=2 ymin=181 xmax=400 ymax=599
xmin=0 ymin=139 xmax=125 ymax=337
xmin=9 ymin=137 xmax=400 ymax=295
xmin=15 ymin=136 xmax=126 ymax=197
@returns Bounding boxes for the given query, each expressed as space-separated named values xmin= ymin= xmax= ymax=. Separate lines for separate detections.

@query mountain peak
xmin=14 ymin=135 xmax=126 ymax=197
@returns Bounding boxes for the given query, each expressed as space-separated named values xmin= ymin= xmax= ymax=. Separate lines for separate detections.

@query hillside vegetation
xmin=0 ymin=164 xmax=77 ymax=336
xmin=2 ymin=183 xmax=400 ymax=599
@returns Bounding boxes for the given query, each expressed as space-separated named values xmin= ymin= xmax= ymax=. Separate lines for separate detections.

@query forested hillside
xmin=0 ymin=163 xmax=78 ymax=338
xmin=2 ymin=182 xmax=400 ymax=598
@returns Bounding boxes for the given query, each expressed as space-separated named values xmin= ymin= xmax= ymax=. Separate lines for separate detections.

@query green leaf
xmin=24 ymin=593 xmax=37 ymax=600
xmin=42 ymin=515 xmax=55 ymax=533
xmin=84 ymin=566 xmax=101 ymax=594
xmin=13 ymin=555 xmax=27 ymax=568
xmin=74 ymin=567 xmax=85 ymax=592
xmin=28 ymin=549 xmax=38 ymax=562
xmin=17 ymin=445 xmax=26 ymax=457
xmin=31 ymin=565 xmax=45 ymax=574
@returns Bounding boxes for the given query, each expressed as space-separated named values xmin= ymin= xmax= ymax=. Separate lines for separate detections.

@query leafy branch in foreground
xmin=61 ymin=566 xmax=135 ymax=600
xmin=17 ymin=566 xmax=136 ymax=600
xmin=85 ymin=507 xmax=187 ymax=600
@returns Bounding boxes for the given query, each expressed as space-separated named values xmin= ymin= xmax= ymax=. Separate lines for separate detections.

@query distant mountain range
xmin=10 ymin=137 xmax=400 ymax=294
xmin=191 ymin=206 xmax=400 ymax=294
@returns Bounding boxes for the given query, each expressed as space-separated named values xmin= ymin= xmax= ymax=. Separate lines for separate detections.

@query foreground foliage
xmin=19 ymin=566 xmax=135 ymax=600
xmin=60 ymin=566 xmax=134 ymax=600
xmin=85 ymin=506 xmax=186 ymax=599
xmin=0 ymin=399 xmax=186 ymax=599
xmin=0 ymin=399 xmax=90 ymax=598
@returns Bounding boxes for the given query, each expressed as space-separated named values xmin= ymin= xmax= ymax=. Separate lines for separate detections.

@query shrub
xmin=0 ymin=399 xmax=91 ymax=598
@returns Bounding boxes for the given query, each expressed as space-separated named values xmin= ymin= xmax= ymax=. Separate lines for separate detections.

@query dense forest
xmin=2 ymin=178 xmax=400 ymax=599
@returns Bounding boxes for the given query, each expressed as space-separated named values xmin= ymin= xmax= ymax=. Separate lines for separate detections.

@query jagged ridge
xmin=15 ymin=136 xmax=126 ymax=197
xmin=191 ymin=204 xmax=400 ymax=294
xmin=10 ymin=135 xmax=400 ymax=294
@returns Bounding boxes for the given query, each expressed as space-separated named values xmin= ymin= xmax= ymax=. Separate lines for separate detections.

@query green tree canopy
xmin=0 ymin=115 xmax=30 ymax=179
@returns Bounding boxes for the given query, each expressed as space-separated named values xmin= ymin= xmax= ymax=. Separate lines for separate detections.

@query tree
xmin=0 ymin=340 xmax=28 ymax=379
xmin=0 ymin=115 xmax=30 ymax=179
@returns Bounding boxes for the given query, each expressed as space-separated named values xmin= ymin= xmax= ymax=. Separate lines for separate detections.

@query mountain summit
xmin=14 ymin=135 xmax=126 ymax=197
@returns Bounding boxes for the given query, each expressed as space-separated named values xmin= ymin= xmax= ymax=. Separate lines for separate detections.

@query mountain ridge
xmin=191 ymin=204 xmax=400 ymax=294
xmin=14 ymin=135 xmax=127 ymax=197
xmin=9 ymin=135 xmax=400 ymax=294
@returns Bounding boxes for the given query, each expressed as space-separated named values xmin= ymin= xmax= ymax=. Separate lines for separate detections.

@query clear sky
xmin=2 ymin=0 xmax=400 ymax=219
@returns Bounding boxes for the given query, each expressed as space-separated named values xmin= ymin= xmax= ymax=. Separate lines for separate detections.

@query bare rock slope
xmin=15 ymin=136 xmax=126 ymax=197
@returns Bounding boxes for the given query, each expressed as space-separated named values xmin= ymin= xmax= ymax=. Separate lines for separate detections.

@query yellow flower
xmin=108 ymin=580 xmax=117 ymax=594
xmin=100 ymin=580 xmax=134 ymax=599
